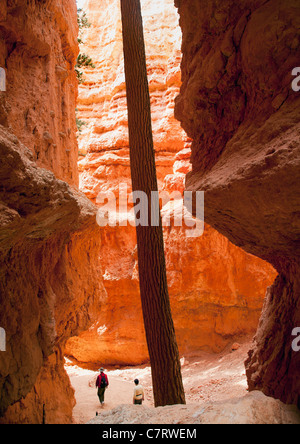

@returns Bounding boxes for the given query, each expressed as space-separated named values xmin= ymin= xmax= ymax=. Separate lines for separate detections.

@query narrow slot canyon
xmin=0 ymin=0 xmax=299 ymax=425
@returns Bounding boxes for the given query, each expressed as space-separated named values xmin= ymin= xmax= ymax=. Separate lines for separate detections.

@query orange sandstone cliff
xmin=0 ymin=0 xmax=105 ymax=423
xmin=0 ymin=0 xmax=293 ymax=424
xmin=66 ymin=0 xmax=277 ymax=367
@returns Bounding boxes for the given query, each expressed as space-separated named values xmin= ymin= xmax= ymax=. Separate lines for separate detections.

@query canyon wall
xmin=0 ymin=0 xmax=105 ymax=423
xmin=0 ymin=0 xmax=79 ymax=186
xmin=66 ymin=0 xmax=276 ymax=366
xmin=0 ymin=0 xmax=291 ymax=423
xmin=174 ymin=0 xmax=300 ymax=405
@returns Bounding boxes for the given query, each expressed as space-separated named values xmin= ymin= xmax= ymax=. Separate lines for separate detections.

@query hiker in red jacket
xmin=96 ymin=367 xmax=109 ymax=406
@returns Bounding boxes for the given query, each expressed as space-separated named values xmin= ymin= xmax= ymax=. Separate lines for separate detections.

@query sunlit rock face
xmin=0 ymin=0 xmax=80 ymax=186
xmin=174 ymin=0 xmax=300 ymax=405
xmin=77 ymin=0 xmax=185 ymax=197
xmin=0 ymin=0 xmax=106 ymax=423
xmin=66 ymin=0 xmax=277 ymax=367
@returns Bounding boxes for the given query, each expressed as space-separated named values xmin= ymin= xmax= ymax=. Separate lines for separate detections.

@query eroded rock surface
xmin=0 ymin=124 xmax=105 ymax=422
xmin=175 ymin=0 xmax=300 ymax=405
xmin=0 ymin=0 xmax=106 ymax=423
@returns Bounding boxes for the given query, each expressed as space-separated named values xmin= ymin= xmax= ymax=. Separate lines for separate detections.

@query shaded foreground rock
xmin=0 ymin=124 xmax=105 ymax=422
xmin=87 ymin=391 xmax=300 ymax=424
xmin=0 ymin=0 xmax=108 ymax=423
xmin=175 ymin=0 xmax=300 ymax=405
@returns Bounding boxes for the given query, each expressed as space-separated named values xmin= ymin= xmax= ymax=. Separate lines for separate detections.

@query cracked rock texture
xmin=175 ymin=0 xmax=300 ymax=405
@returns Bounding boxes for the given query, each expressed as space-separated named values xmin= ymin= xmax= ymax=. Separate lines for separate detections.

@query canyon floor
xmin=65 ymin=339 xmax=300 ymax=424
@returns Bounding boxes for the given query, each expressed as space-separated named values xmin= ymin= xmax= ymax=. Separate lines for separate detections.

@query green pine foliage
xmin=76 ymin=9 xmax=95 ymax=84
xmin=76 ymin=9 xmax=95 ymax=135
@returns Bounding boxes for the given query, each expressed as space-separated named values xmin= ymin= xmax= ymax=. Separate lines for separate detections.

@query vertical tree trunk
xmin=120 ymin=0 xmax=185 ymax=407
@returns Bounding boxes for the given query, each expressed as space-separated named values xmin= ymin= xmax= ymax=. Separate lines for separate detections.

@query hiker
xmin=133 ymin=379 xmax=144 ymax=405
xmin=96 ymin=367 xmax=109 ymax=406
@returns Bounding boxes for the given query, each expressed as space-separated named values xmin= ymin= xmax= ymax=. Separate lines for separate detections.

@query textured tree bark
xmin=120 ymin=0 xmax=185 ymax=407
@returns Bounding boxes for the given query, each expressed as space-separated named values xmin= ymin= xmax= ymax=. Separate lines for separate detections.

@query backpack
xmin=100 ymin=374 xmax=107 ymax=388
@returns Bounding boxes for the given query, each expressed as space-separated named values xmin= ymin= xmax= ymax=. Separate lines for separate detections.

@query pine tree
xmin=120 ymin=0 xmax=186 ymax=407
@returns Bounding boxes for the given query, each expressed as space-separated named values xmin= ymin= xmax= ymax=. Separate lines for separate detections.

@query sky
xmin=76 ymin=0 xmax=86 ymax=10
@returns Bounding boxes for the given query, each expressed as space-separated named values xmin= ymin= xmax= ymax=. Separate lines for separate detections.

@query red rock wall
xmin=175 ymin=0 xmax=300 ymax=405
xmin=0 ymin=0 xmax=106 ymax=423
xmin=0 ymin=353 xmax=75 ymax=424
xmin=0 ymin=0 xmax=79 ymax=186
xmin=245 ymin=266 xmax=300 ymax=406
xmin=0 ymin=124 xmax=106 ymax=423
xmin=66 ymin=0 xmax=276 ymax=366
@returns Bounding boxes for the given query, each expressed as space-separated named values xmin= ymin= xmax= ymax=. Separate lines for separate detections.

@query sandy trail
xmin=66 ymin=364 xmax=154 ymax=424
xmin=65 ymin=341 xmax=251 ymax=424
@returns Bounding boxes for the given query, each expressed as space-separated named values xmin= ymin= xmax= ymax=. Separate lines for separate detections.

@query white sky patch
xmin=76 ymin=0 xmax=87 ymax=10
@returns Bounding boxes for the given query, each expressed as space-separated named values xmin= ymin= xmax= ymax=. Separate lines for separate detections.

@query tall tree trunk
xmin=120 ymin=0 xmax=185 ymax=407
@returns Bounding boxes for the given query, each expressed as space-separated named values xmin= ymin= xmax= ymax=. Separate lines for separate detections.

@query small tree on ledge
xmin=76 ymin=9 xmax=95 ymax=84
